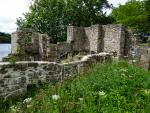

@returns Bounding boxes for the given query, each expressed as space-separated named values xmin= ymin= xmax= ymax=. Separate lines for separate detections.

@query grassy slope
xmin=1 ymin=61 xmax=150 ymax=113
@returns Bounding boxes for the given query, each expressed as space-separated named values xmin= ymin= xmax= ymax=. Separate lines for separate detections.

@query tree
xmin=145 ymin=0 xmax=150 ymax=13
xmin=144 ymin=0 xmax=150 ymax=33
xmin=17 ymin=0 xmax=114 ymax=43
xmin=111 ymin=0 xmax=149 ymax=32
xmin=0 ymin=32 xmax=11 ymax=43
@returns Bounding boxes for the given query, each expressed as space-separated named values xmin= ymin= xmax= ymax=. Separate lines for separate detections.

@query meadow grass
xmin=1 ymin=61 xmax=150 ymax=113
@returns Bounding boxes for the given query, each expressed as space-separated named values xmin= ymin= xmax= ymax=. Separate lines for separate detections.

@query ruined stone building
xmin=3 ymin=24 xmax=150 ymax=70
xmin=0 ymin=24 xmax=150 ymax=99
xmin=5 ymin=24 xmax=130 ymax=61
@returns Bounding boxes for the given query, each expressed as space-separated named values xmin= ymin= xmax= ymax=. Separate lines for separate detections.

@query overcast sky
xmin=0 ymin=0 xmax=128 ymax=34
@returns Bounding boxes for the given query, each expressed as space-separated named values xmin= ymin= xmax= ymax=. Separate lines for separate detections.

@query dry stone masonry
xmin=7 ymin=24 xmax=130 ymax=62
xmin=67 ymin=24 xmax=127 ymax=56
xmin=0 ymin=53 xmax=111 ymax=99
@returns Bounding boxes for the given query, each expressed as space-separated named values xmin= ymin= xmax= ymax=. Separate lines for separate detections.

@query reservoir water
xmin=0 ymin=44 xmax=11 ymax=61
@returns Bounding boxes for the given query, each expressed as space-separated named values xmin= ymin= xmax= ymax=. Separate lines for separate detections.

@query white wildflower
xmin=78 ymin=98 xmax=84 ymax=101
xmin=27 ymin=105 xmax=32 ymax=108
xmin=121 ymin=73 xmax=126 ymax=76
xmin=10 ymin=106 xmax=18 ymax=112
xmin=10 ymin=106 xmax=15 ymax=111
xmin=52 ymin=95 xmax=60 ymax=101
xmin=98 ymin=91 xmax=106 ymax=96
xmin=144 ymin=89 xmax=150 ymax=94
xmin=81 ymin=56 xmax=89 ymax=61
xmin=132 ymin=60 xmax=137 ymax=63
xmin=23 ymin=97 xmax=32 ymax=104
xmin=120 ymin=68 xmax=128 ymax=73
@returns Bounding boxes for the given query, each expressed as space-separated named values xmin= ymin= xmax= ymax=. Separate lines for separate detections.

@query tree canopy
xmin=111 ymin=0 xmax=149 ymax=33
xmin=17 ymin=0 xmax=114 ymax=43
xmin=144 ymin=0 xmax=150 ymax=33
xmin=0 ymin=32 xmax=11 ymax=43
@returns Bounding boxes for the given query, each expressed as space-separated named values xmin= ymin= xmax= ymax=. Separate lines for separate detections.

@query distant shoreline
xmin=0 ymin=43 xmax=11 ymax=44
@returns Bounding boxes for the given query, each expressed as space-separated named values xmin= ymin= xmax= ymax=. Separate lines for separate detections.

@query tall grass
xmin=1 ymin=61 xmax=150 ymax=113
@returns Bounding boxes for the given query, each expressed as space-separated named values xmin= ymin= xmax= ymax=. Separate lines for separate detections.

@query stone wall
xmin=67 ymin=26 xmax=90 ymax=53
xmin=46 ymin=42 xmax=71 ymax=62
xmin=5 ymin=24 xmax=150 ymax=70
xmin=67 ymin=24 xmax=128 ymax=57
xmin=7 ymin=30 xmax=50 ymax=61
xmin=0 ymin=53 xmax=111 ymax=99
xmin=102 ymin=24 xmax=126 ymax=57
xmin=11 ymin=32 xmax=19 ymax=54
xmin=67 ymin=25 xmax=104 ymax=54
xmin=5 ymin=30 xmax=71 ymax=62
xmin=130 ymin=45 xmax=150 ymax=70
xmin=139 ymin=47 xmax=150 ymax=70
xmin=85 ymin=25 xmax=103 ymax=53
xmin=8 ymin=24 xmax=131 ymax=63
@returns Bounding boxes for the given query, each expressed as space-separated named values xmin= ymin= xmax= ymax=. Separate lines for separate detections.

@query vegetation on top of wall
xmin=1 ymin=61 xmax=150 ymax=113
xmin=0 ymin=32 xmax=11 ymax=43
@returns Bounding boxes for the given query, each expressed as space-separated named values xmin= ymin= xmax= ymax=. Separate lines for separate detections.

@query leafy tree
xmin=0 ymin=32 xmax=11 ymax=43
xmin=17 ymin=0 xmax=114 ymax=43
xmin=111 ymin=0 xmax=149 ymax=32
xmin=145 ymin=0 xmax=150 ymax=13
xmin=144 ymin=0 xmax=150 ymax=33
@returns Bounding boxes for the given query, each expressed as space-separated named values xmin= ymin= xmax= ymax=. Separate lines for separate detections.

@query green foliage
xmin=111 ymin=0 xmax=149 ymax=32
xmin=25 ymin=33 xmax=32 ymax=44
xmin=9 ymin=55 xmax=16 ymax=65
xmin=0 ymin=32 xmax=11 ymax=43
xmin=17 ymin=0 xmax=114 ymax=43
xmin=1 ymin=61 xmax=150 ymax=113
xmin=144 ymin=0 xmax=150 ymax=33
xmin=145 ymin=0 xmax=150 ymax=14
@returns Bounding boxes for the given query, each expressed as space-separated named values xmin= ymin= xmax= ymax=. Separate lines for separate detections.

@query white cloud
xmin=106 ymin=0 xmax=128 ymax=14
xmin=108 ymin=0 xmax=128 ymax=7
xmin=0 ymin=0 xmax=128 ymax=34
xmin=0 ymin=0 xmax=31 ymax=33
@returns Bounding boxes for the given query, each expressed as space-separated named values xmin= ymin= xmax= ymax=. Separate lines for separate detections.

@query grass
xmin=1 ymin=61 xmax=150 ymax=113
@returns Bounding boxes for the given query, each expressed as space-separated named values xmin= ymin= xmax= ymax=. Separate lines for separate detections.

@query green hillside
xmin=1 ymin=61 xmax=150 ymax=113
xmin=0 ymin=32 xmax=11 ymax=43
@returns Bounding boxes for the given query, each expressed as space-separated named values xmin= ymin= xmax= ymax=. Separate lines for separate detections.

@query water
xmin=0 ymin=44 xmax=11 ymax=61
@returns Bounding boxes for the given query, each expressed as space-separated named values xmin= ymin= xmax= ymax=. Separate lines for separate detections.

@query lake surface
xmin=0 ymin=44 xmax=11 ymax=61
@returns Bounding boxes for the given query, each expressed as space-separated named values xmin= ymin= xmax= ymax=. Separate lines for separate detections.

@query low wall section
xmin=0 ymin=53 xmax=111 ymax=99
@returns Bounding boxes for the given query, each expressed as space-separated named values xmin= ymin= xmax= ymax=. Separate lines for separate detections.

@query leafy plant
xmin=9 ymin=55 xmax=16 ymax=65
xmin=25 ymin=33 xmax=32 ymax=44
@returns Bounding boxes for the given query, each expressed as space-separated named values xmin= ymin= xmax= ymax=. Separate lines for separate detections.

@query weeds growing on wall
xmin=1 ymin=61 xmax=150 ymax=113
xmin=9 ymin=55 xmax=16 ymax=65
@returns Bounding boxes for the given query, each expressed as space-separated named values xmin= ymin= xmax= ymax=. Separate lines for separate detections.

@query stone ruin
xmin=6 ymin=29 xmax=71 ymax=62
xmin=0 ymin=24 xmax=150 ymax=99
xmin=2 ymin=24 xmax=150 ymax=70
xmin=3 ymin=24 xmax=133 ymax=61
